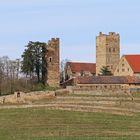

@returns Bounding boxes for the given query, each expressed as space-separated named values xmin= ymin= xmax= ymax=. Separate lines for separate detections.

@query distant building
xmin=62 ymin=76 xmax=140 ymax=90
xmin=114 ymin=55 xmax=140 ymax=78
xmin=96 ymin=32 xmax=120 ymax=75
xmin=65 ymin=62 xmax=96 ymax=80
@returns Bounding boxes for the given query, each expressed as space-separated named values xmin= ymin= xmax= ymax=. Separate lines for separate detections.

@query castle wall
xmin=69 ymin=84 xmax=140 ymax=94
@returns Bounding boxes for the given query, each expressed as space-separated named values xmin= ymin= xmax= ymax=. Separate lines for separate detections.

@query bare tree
xmin=60 ymin=59 xmax=70 ymax=83
xmin=0 ymin=56 xmax=22 ymax=95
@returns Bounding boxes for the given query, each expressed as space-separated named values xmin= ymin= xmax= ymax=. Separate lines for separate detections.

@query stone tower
xmin=96 ymin=32 xmax=120 ymax=75
xmin=46 ymin=38 xmax=60 ymax=87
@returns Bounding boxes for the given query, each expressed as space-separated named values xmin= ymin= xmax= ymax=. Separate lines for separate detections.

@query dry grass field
xmin=0 ymin=91 xmax=140 ymax=140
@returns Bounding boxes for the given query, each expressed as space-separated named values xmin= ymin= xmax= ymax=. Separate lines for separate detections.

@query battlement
xmin=51 ymin=38 xmax=59 ymax=42
xmin=48 ymin=38 xmax=59 ymax=45
xmin=98 ymin=32 xmax=119 ymax=37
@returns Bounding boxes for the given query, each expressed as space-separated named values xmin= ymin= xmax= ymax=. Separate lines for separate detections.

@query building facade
xmin=96 ymin=32 xmax=120 ymax=75
xmin=65 ymin=62 xmax=96 ymax=80
xmin=46 ymin=38 xmax=60 ymax=87
xmin=114 ymin=55 xmax=140 ymax=78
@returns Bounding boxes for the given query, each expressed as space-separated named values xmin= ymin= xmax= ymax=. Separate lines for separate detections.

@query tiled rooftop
xmin=66 ymin=62 xmax=96 ymax=73
xmin=76 ymin=76 xmax=140 ymax=84
xmin=125 ymin=55 xmax=140 ymax=73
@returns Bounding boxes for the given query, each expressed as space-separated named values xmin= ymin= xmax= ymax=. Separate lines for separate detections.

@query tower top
xmin=98 ymin=32 xmax=119 ymax=37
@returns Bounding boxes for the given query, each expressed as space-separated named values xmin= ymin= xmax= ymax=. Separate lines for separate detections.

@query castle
xmin=46 ymin=32 xmax=140 ymax=88
xmin=65 ymin=32 xmax=121 ymax=79
xmin=63 ymin=32 xmax=140 ymax=91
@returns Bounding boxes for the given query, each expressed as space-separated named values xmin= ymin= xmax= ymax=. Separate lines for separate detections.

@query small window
xmin=122 ymin=64 xmax=125 ymax=67
xmin=49 ymin=57 xmax=52 ymax=62
xmin=109 ymin=48 xmax=111 ymax=52
xmin=122 ymin=69 xmax=125 ymax=72
xmin=128 ymin=68 xmax=129 ymax=71
xmin=117 ymin=69 xmax=119 ymax=72
xmin=113 ymin=48 xmax=115 ymax=52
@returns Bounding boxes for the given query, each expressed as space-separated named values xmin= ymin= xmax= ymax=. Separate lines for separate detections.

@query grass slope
xmin=0 ymin=108 xmax=140 ymax=140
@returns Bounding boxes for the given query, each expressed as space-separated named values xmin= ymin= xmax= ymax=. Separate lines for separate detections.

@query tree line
xmin=0 ymin=41 xmax=50 ymax=95
xmin=0 ymin=56 xmax=20 ymax=95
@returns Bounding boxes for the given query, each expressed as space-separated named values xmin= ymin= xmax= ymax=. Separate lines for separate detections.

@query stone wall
xmin=69 ymin=83 xmax=140 ymax=94
xmin=0 ymin=91 xmax=55 ymax=104
xmin=72 ymin=84 xmax=128 ymax=91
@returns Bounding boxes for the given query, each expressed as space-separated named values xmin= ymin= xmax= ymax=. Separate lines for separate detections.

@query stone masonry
xmin=46 ymin=38 xmax=60 ymax=87
xmin=96 ymin=32 xmax=120 ymax=75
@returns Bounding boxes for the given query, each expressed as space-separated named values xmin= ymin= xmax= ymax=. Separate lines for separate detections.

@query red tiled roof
xmin=76 ymin=76 xmax=140 ymax=84
xmin=124 ymin=55 xmax=140 ymax=73
xmin=66 ymin=62 xmax=96 ymax=73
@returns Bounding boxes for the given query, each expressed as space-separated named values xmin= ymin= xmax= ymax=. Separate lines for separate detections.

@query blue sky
xmin=0 ymin=0 xmax=140 ymax=62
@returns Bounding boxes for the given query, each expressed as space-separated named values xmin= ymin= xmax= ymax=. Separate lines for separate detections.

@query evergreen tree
xmin=21 ymin=41 xmax=47 ymax=84
xmin=100 ymin=66 xmax=112 ymax=76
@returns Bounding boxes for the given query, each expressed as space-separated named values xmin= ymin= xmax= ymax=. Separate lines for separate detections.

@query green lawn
xmin=0 ymin=108 xmax=140 ymax=140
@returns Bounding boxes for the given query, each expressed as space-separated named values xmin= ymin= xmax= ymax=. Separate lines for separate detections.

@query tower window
xmin=109 ymin=48 xmax=111 ymax=52
xmin=113 ymin=48 xmax=115 ymax=52
xmin=49 ymin=57 xmax=52 ymax=62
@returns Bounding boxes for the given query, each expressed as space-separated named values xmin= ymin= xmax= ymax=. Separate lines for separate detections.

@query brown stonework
xmin=45 ymin=38 xmax=60 ymax=87
xmin=96 ymin=32 xmax=120 ymax=75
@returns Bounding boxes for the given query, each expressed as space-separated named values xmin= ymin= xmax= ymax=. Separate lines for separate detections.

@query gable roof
xmin=124 ymin=55 xmax=140 ymax=73
xmin=66 ymin=62 xmax=96 ymax=73
xmin=76 ymin=76 xmax=140 ymax=84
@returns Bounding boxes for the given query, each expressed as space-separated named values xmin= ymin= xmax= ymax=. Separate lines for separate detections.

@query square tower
xmin=46 ymin=38 xmax=60 ymax=87
xmin=96 ymin=32 xmax=120 ymax=75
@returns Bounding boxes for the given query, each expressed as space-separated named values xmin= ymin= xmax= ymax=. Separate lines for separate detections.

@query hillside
xmin=32 ymin=90 xmax=140 ymax=116
xmin=0 ymin=90 xmax=140 ymax=139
